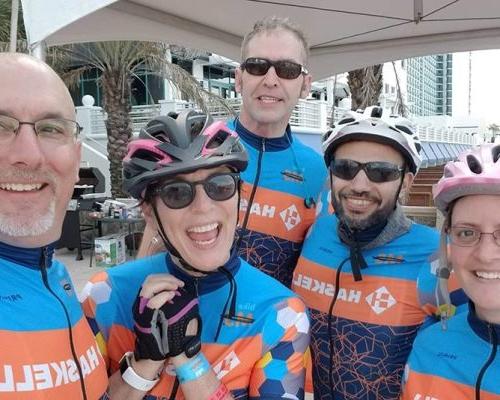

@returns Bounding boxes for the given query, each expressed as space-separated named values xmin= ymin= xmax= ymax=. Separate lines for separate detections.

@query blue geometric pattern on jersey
xmin=236 ymin=228 xmax=302 ymax=288
xmin=84 ymin=252 xmax=310 ymax=399
xmin=310 ymin=308 xmax=419 ymax=400
xmin=228 ymin=119 xmax=326 ymax=288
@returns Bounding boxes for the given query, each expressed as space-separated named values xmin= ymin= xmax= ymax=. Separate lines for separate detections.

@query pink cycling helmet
xmin=433 ymin=143 xmax=500 ymax=213
xmin=123 ymin=110 xmax=248 ymax=199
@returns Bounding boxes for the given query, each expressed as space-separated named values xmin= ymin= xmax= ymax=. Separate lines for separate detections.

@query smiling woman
xmin=81 ymin=110 xmax=311 ymax=400
xmin=402 ymin=143 xmax=500 ymax=400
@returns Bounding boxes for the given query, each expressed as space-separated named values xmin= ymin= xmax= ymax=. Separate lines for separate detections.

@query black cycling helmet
xmin=123 ymin=110 xmax=248 ymax=199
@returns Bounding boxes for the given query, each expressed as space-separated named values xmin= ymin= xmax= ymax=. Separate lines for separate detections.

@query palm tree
xmin=0 ymin=0 xmax=26 ymax=51
xmin=347 ymin=64 xmax=383 ymax=111
xmin=392 ymin=61 xmax=408 ymax=117
xmin=53 ymin=41 xmax=233 ymax=197
xmin=488 ymin=123 xmax=500 ymax=143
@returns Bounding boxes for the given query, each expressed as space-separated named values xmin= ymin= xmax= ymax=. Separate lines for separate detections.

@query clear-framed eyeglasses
xmin=0 ymin=114 xmax=81 ymax=145
xmin=448 ymin=226 xmax=500 ymax=247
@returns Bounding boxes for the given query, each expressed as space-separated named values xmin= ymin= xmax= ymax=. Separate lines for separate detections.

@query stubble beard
xmin=332 ymin=190 xmax=395 ymax=231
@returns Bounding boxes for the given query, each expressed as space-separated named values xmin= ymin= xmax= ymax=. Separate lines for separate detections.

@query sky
xmin=453 ymin=50 xmax=500 ymax=125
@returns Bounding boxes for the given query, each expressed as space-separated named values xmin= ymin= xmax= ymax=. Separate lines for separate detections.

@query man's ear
xmin=402 ymin=171 xmax=415 ymax=194
xmin=73 ymin=141 xmax=82 ymax=183
xmin=235 ymin=67 xmax=243 ymax=94
xmin=300 ymin=73 xmax=312 ymax=99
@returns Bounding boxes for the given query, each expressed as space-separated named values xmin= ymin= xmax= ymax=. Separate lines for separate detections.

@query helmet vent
xmin=395 ymin=125 xmax=412 ymax=135
xmin=190 ymin=120 xmax=205 ymax=136
xmin=443 ymin=166 xmax=453 ymax=178
xmin=154 ymin=132 xmax=172 ymax=143
xmin=206 ymin=130 xmax=229 ymax=149
xmin=338 ymin=117 xmax=355 ymax=125
xmin=467 ymin=155 xmax=482 ymax=174
xmin=133 ymin=149 xmax=163 ymax=163
xmin=492 ymin=146 xmax=500 ymax=163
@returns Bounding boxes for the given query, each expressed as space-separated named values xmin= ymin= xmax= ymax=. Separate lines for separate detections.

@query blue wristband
xmin=175 ymin=353 xmax=210 ymax=383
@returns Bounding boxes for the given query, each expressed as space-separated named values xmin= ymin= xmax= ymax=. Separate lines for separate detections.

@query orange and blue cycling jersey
xmin=402 ymin=302 xmax=500 ymax=400
xmin=0 ymin=243 xmax=108 ymax=400
xmin=81 ymin=251 xmax=310 ymax=399
xmin=292 ymin=201 xmax=443 ymax=400
xmin=228 ymin=120 xmax=326 ymax=287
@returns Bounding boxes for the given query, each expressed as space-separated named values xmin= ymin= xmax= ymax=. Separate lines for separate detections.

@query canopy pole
xmin=9 ymin=0 xmax=19 ymax=52
xmin=414 ymin=0 xmax=423 ymax=23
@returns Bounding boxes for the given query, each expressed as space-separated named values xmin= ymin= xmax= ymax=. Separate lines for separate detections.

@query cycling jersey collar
xmin=0 ymin=240 xmax=55 ymax=270
xmin=165 ymin=249 xmax=241 ymax=294
xmin=235 ymin=119 xmax=293 ymax=151
xmin=468 ymin=302 xmax=500 ymax=344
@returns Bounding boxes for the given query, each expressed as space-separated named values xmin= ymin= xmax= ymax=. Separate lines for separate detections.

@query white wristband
xmin=119 ymin=352 xmax=160 ymax=392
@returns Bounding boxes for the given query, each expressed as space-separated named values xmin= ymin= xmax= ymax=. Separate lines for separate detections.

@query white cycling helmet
xmin=385 ymin=115 xmax=422 ymax=155
xmin=323 ymin=106 xmax=422 ymax=174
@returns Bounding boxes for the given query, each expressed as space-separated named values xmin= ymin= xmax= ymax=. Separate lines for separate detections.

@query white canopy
xmin=21 ymin=0 xmax=500 ymax=79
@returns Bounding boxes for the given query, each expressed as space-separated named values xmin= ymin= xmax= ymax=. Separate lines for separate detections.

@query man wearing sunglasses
xmin=292 ymin=108 xmax=444 ymax=399
xmin=0 ymin=53 xmax=108 ymax=399
xmin=228 ymin=16 xmax=326 ymax=288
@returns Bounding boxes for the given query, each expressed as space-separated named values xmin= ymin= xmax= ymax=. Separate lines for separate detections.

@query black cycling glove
xmin=132 ymin=280 xmax=202 ymax=361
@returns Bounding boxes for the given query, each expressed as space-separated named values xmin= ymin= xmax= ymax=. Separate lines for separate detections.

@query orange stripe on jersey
xmin=81 ymin=296 xmax=96 ymax=320
xmin=402 ymin=370 xmax=499 ymax=400
xmin=0 ymin=319 xmax=107 ymax=399
xmin=293 ymin=258 xmax=425 ymax=326
xmin=239 ymin=182 xmax=315 ymax=242
xmin=106 ymin=326 xmax=268 ymax=398
xmin=89 ymin=271 xmax=108 ymax=284
xmin=107 ymin=325 xmax=135 ymax=372
xmin=147 ymin=336 xmax=266 ymax=398
xmin=204 ymin=337 xmax=262 ymax=390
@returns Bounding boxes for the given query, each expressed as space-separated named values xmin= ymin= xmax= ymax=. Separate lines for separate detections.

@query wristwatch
xmin=119 ymin=352 xmax=160 ymax=391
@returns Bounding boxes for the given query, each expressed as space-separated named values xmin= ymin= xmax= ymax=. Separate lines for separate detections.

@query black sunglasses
xmin=241 ymin=57 xmax=308 ymax=79
xmin=330 ymin=159 xmax=404 ymax=183
xmin=154 ymin=172 xmax=240 ymax=209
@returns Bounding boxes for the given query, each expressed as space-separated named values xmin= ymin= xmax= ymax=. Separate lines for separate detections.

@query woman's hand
xmin=139 ymin=273 xmax=185 ymax=309
xmin=133 ymin=274 xmax=201 ymax=362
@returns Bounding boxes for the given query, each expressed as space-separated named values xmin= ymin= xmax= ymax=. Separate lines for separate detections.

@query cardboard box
xmin=94 ymin=234 xmax=126 ymax=267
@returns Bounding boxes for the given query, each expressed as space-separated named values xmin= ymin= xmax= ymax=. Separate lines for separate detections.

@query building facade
xmin=406 ymin=54 xmax=453 ymax=117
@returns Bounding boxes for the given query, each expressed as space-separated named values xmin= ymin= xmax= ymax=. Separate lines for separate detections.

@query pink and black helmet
xmin=433 ymin=143 xmax=500 ymax=213
xmin=123 ymin=110 xmax=248 ymax=199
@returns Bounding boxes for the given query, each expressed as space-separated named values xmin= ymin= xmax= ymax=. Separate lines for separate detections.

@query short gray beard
xmin=0 ymin=198 xmax=56 ymax=237
xmin=0 ymin=168 xmax=57 ymax=238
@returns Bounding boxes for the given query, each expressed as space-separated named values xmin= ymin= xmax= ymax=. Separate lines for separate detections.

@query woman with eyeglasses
xmin=80 ymin=110 xmax=309 ymax=400
xmin=401 ymin=143 xmax=500 ymax=400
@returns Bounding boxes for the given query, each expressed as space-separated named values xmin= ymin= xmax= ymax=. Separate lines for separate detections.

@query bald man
xmin=0 ymin=53 xmax=108 ymax=399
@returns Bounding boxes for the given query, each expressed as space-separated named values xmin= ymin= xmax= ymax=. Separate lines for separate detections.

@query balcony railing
xmin=77 ymin=99 xmax=476 ymax=146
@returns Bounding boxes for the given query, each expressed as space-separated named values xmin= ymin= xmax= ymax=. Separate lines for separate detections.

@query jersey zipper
xmin=240 ymin=138 xmax=265 ymax=232
xmin=39 ymin=247 xmax=89 ymax=400
xmin=474 ymin=322 xmax=498 ymax=400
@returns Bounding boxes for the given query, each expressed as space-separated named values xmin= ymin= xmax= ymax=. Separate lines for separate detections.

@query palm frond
xmin=0 ymin=0 xmax=25 ymax=43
